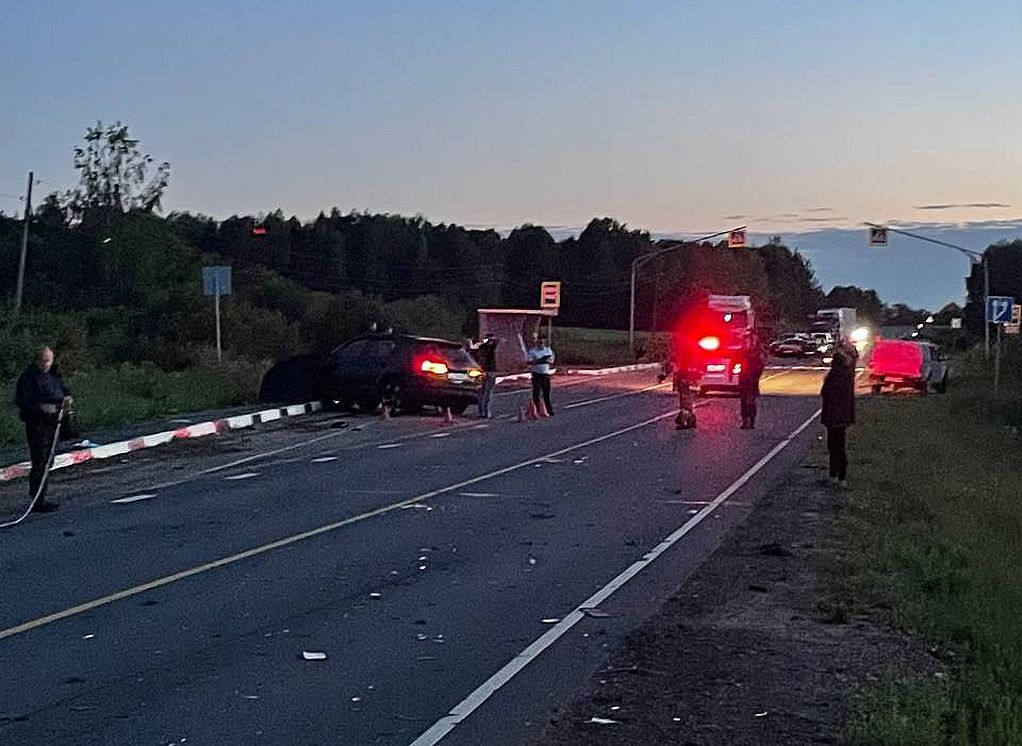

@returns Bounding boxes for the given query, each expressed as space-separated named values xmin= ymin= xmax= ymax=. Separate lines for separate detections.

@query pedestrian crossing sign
xmin=727 ymin=229 xmax=747 ymax=248
xmin=868 ymin=227 xmax=888 ymax=246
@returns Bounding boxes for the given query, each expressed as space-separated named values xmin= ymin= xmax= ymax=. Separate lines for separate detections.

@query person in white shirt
xmin=527 ymin=334 xmax=555 ymax=416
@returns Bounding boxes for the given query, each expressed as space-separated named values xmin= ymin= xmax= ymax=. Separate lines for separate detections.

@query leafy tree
xmin=823 ymin=285 xmax=884 ymax=325
xmin=63 ymin=121 xmax=170 ymax=221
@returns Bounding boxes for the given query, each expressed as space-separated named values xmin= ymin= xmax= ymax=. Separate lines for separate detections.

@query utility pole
xmin=629 ymin=226 xmax=745 ymax=352
xmin=13 ymin=171 xmax=33 ymax=316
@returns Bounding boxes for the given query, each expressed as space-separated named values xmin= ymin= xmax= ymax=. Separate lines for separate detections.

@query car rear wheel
xmin=936 ymin=374 xmax=948 ymax=394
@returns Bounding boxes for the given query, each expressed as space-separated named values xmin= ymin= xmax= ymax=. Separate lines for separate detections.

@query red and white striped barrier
xmin=0 ymin=401 xmax=324 ymax=484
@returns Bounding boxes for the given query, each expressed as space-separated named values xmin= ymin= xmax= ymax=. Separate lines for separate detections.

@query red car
xmin=868 ymin=339 xmax=949 ymax=395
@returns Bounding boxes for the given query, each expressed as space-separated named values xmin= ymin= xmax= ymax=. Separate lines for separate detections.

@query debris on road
xmin=302 ymin=651 xmax=328 ymax=661
xmin=585 ymin=717 xmax=619 ymax=725
xmin=542 ymin=618 xmax=560 ymax=624
xmin=581 ymin=608 xmax=612 ymax=619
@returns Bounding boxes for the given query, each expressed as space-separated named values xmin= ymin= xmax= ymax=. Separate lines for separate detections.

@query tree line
xmin=3 ymin=121 xmax=1011 ymax=377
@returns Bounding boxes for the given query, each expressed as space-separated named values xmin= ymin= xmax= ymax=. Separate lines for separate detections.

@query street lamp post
xmin=865 ymin=223 xmax=990 ymax=357
xmin=628 ymin=226 xmax=745 ymax=353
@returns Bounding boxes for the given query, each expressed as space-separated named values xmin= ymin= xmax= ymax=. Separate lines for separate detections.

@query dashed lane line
xmin=0 ymin=409 xmax=682 ymax=644
xmin=407 ymin=407 xmax=823 ymax=746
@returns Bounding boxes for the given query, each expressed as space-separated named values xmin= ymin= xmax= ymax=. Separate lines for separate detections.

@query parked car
xmin=769 ymin=335 xmax=815 ymax=358
xmin=868 ymin=339 xmax=948 ymax=395
xmin=326 ymin=333 xmax=484 ymax=414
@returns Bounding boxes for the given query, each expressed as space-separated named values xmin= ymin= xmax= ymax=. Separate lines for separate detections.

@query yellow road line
xmin=0 ymin=410 xmax=678 ymax=643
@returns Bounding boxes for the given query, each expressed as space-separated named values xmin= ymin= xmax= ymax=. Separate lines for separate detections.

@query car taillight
xmin=419 ymin=360 xmax=449 ymax=375
xmin=732 ymin=363 xmax=743 ymax=374
xmin=467 ymin=368 xmax=484 ymax=378
xmin=698 ymin=336 xmax=720 ymax=351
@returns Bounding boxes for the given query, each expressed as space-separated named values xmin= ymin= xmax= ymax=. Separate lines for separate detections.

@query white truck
xmin=812 ymin=307 xmax=857 ymax=342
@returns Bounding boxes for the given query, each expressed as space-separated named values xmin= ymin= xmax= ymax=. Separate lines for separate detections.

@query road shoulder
xmin=534 ymin=453 xmax=940 ymax=745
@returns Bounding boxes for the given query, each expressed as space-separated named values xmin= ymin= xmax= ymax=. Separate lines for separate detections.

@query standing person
xmin=821 ymin=349 xmax=856 ymax=489
xmin=474 ymin=336 xmax=499 ymax=418
xmin=15 ymin=347 xmax=72 ymax=512
xmin=672 ymin=333 xmax=699 ymax=430
xmin=738 ymin=333 xmax=765 ymax=429
xmin=527 ymin=334 xmax=555 ymax=417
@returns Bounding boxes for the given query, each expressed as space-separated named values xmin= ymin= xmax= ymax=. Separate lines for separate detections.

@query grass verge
xmin=1 ymin=357 xmax=269 ymax=450
xmin=822 ymin=347 xmax=1022 ymax=745
xmin=553 ymin=326 xmax=666 ymax=367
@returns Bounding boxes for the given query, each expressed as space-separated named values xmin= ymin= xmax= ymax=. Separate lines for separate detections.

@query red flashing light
xmin=252 ymin=226 xmax=267 ymax=236
xmin=698 ymin=335 xmax=721 ymax=351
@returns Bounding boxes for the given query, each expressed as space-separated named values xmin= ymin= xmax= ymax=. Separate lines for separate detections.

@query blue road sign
xmin=986 ymin=295 xmax=1014 ymax=324
xmin=202 ymin=266 xmax=232 ymax=296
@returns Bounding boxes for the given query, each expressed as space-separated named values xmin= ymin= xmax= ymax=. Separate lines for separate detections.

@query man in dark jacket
xmin=474 ymin=337 xmax=499 ymax=418
xmin=738 ymin=333 xmax=765 ymax=430
xmin=821 ymin=349 xmax=856 ymax=489
xmin=15 ymin=347 xmax=72 ymax=512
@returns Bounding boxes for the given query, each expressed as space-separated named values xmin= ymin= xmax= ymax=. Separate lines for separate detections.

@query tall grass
xmin=1 ymin=357 xmax=269 ymax=449
xmin=825 ymin=343 xmax=1022 ymax=744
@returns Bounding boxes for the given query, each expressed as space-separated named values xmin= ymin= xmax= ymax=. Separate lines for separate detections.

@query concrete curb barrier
xmin=0 ymin=401 xmax=324 ymax=484
xmin=565 ymin=363 xmax=659 ymax=376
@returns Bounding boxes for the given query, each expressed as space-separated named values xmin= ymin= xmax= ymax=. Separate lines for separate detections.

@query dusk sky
xmin=2 ymin=1 xmax=1020 ymax=308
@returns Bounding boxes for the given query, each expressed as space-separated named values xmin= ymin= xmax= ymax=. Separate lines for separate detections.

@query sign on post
xmin=202 ymin=266 xmax=232 ymax=363
xmin=950 ymin=318 xmax=963 ymax=330
xmin=868 ymin=227 xmax=888 ymax=246
xmin=540 ymin=281 xmax=561 ymax=311
xmin=1006 ymin=304 xmax=1022 ymax=336
xmin=727 ymin=228 xmax=747 ymax=248
xmin=986 ymin=295 xmax=1014 ymax=325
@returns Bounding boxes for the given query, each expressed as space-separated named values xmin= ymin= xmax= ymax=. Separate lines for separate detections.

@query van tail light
xmin=698 ymin=336 xmax=720 ymax=351
xmin=419 ymin=359 xmax=449 ymax=376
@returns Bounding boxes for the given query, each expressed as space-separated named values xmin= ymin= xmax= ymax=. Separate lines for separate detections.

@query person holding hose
xmin=15 ymin=347 xmax=72 ymax=513
xmin=821 ymin=348 xmax=856 ymax=489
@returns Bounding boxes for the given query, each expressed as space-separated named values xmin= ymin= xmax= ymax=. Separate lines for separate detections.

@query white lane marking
xmin=407 ymin=407 xmax=822 ymax=746
xmin=377 ymin=443 xmax=404 ymax=450
xmin=562 ymin=382 xmax=667 ymax=410
xmin=311 ymin=456 xmax=338 ymax=463
xmin=110 ymin=494 xmax=156 ymax=504
xmin=0 ymin=409 xmax=679 ymax=643
xmin=458 ymin=492 xmax=499 ymax=498
xmin=225 ymin=472 xmax=258 ymax=481
xmin=431 ymin=433 xmax=451 ymax=439
xmin=144 ymin=429 xmax=357 ymax=491
xmin=493 ymin=377 xmax=599 ymax=399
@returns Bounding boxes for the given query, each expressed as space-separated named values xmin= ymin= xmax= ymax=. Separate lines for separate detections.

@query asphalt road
xmin=0 ymin=366 xmax=830 ymax=745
